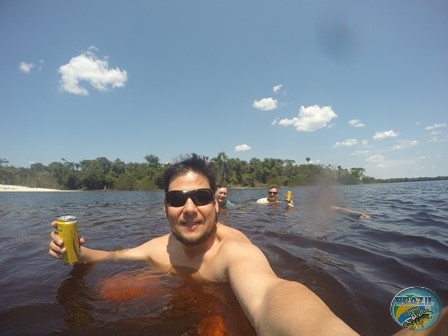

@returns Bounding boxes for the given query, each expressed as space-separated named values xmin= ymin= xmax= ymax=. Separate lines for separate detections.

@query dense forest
xmin=0 ymin=153 xmax=446 ymax=191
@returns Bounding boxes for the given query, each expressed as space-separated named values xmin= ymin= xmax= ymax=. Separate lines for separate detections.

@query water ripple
xmin=0 ymin=181 xmax=447 ymax=336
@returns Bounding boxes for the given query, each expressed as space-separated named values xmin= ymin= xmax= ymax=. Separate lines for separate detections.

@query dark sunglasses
xmin=268 ymin=191 xmax=278 ymax=195
xmin=165 ymin=188 xmax=214 ymax=207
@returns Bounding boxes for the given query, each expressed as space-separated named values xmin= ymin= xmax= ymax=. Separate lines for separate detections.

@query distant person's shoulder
xmin=220 ymin=200 xmax=235 ymax=208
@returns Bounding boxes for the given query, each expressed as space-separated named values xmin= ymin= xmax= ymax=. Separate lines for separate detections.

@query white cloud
xmin=273 ymin=84 xmax=283 ymax=94
xmin=19 ymin=62 xmax=34 ymax=73
xmin=373 ymin=130 xmax=398 ymax=140
xmin=392 ymin=140 xmax=418 ymax=150
xmin=428 ymin=133 xmax=447 ymax=143
xmin=234 ymin=144 xmax=251 ymax=152
xmin=253 ymin=97 xmax=278 ymax=111
xmin=425 ymin=123 xmax=446 ymax=131
xmin=58 ymin=48 xmax=128 ymax=95
xmin=348 ymin=119 xmax=365 ymax=127
xmin=277 ymin=105 xmax=337 ymax=132
xmin=366 ymin=154 xmax=385 ymax=164
xmin=333 ymin=138 xmax=358 ymax=147
xmin=425 ymin=123 xmax=447 ymax=141
xmin=351 ymin=150 xmax=370 ymax=156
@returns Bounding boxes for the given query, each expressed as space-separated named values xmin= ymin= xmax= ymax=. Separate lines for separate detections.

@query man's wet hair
xmin=163 ymin=153 xmax=217 ymax=193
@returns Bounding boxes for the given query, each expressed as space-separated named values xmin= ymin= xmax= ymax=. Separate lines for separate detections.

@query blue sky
xmin=1 ymin=0 xmax=447 ymax=179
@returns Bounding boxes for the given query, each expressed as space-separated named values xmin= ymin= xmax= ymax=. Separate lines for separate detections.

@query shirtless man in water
xmin=49 ymin=153 xmax=447 ymax=336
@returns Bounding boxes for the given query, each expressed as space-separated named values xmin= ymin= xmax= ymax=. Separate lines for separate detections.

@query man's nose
xmin=183 ymin=197 xmax=197 ymax=211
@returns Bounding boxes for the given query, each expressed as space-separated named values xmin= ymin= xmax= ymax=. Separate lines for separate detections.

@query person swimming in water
xmin=256 ymin=184 xmax=294 ymax=207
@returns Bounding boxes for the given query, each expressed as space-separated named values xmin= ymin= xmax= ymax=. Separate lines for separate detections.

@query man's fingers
xmin=50 ymin=230 xmax=63 ymax=246
xmin=49 ymin=228 xmax=66 ymax=258
xmin=49 ymin=240 xmax=66 ymax=253
xmin=48 ymin=248 xmax=62 ymax=259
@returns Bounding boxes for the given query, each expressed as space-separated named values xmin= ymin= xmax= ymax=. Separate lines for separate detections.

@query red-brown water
xmin=1 ymin=181 xmax=447 ymax=335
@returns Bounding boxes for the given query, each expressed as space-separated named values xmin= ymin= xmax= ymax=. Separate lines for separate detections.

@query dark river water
xmin=0 ymin=181 xmax=447 ymax=335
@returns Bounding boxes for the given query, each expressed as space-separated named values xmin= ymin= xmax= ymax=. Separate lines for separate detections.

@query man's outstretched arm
xmin=48 ymin=221 xmax=156 ymax=264
xmin=225 ymin=241 xmax=358 ymax=336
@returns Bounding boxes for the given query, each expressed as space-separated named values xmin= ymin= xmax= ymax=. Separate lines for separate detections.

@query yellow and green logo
xmin=390 ymin=286 xmax=442 ymax=331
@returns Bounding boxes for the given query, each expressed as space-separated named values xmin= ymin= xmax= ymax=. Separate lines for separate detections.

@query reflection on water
xmin=54 ymin=264 xmax=255 ymax=335
xmin=0 ymin=181 xmax=447 ymax=335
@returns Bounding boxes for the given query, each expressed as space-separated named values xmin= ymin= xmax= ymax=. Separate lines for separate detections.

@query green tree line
xmin=0 ymin=153 xmax=384 ymax=191
xmin=2 ymin=154 xmax=445 ymax=191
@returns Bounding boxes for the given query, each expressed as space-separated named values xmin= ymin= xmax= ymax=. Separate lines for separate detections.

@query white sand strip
xmin=0 ymin=184 xmax=64 ymax=192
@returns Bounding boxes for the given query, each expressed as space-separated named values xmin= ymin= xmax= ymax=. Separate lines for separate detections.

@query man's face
xmin=215 ymin=187 xmax=228 ymax=204
xmin=164 ymin=171 xmax=218 ymax=247
xmin=267 ymin=188 xmax=279 ymax=202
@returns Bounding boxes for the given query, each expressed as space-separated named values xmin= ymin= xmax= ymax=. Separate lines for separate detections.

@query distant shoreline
xmin=0 ymin=184 xmax=66 ymax=192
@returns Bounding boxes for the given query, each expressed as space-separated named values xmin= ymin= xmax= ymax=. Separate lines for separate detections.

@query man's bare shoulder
xmin=149 ymin=233 xmax=171 ymax=245
xmin=207 ymin=223 xmax=268 ymax=281
xmin=215 ymin=223 xmax=267 ymax=261
xmin=216 ymin=222 xmax=252 ymax=244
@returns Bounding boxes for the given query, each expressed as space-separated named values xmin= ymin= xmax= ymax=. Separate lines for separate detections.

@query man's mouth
xmin=181 ymin=221 xmax=201 ymax=229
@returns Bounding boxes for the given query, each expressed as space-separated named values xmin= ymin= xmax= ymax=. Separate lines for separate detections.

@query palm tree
xmin=211 ymin=152 xmax=229 ymax=182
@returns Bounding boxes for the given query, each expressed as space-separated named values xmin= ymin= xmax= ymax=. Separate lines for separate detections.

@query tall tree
xmin=212 ymin=152 xmax=229 ymax=182
xmin=144 ymin=154 xmax=160 ymax=168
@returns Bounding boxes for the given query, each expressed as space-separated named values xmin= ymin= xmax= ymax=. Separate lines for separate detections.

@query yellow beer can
xmin=56 ymin=215 xmax=80 ymax=264
xmin=285 ymin=190 xmax=292 ymax=202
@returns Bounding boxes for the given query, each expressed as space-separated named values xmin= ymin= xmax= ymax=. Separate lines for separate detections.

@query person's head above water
xmin=267 ymin=184 xmax=279 ymax=202
xmin=162 ymin=154 xmax=219 ymax=247
xmin=215 ymin=184 xmax=229 ymax=207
